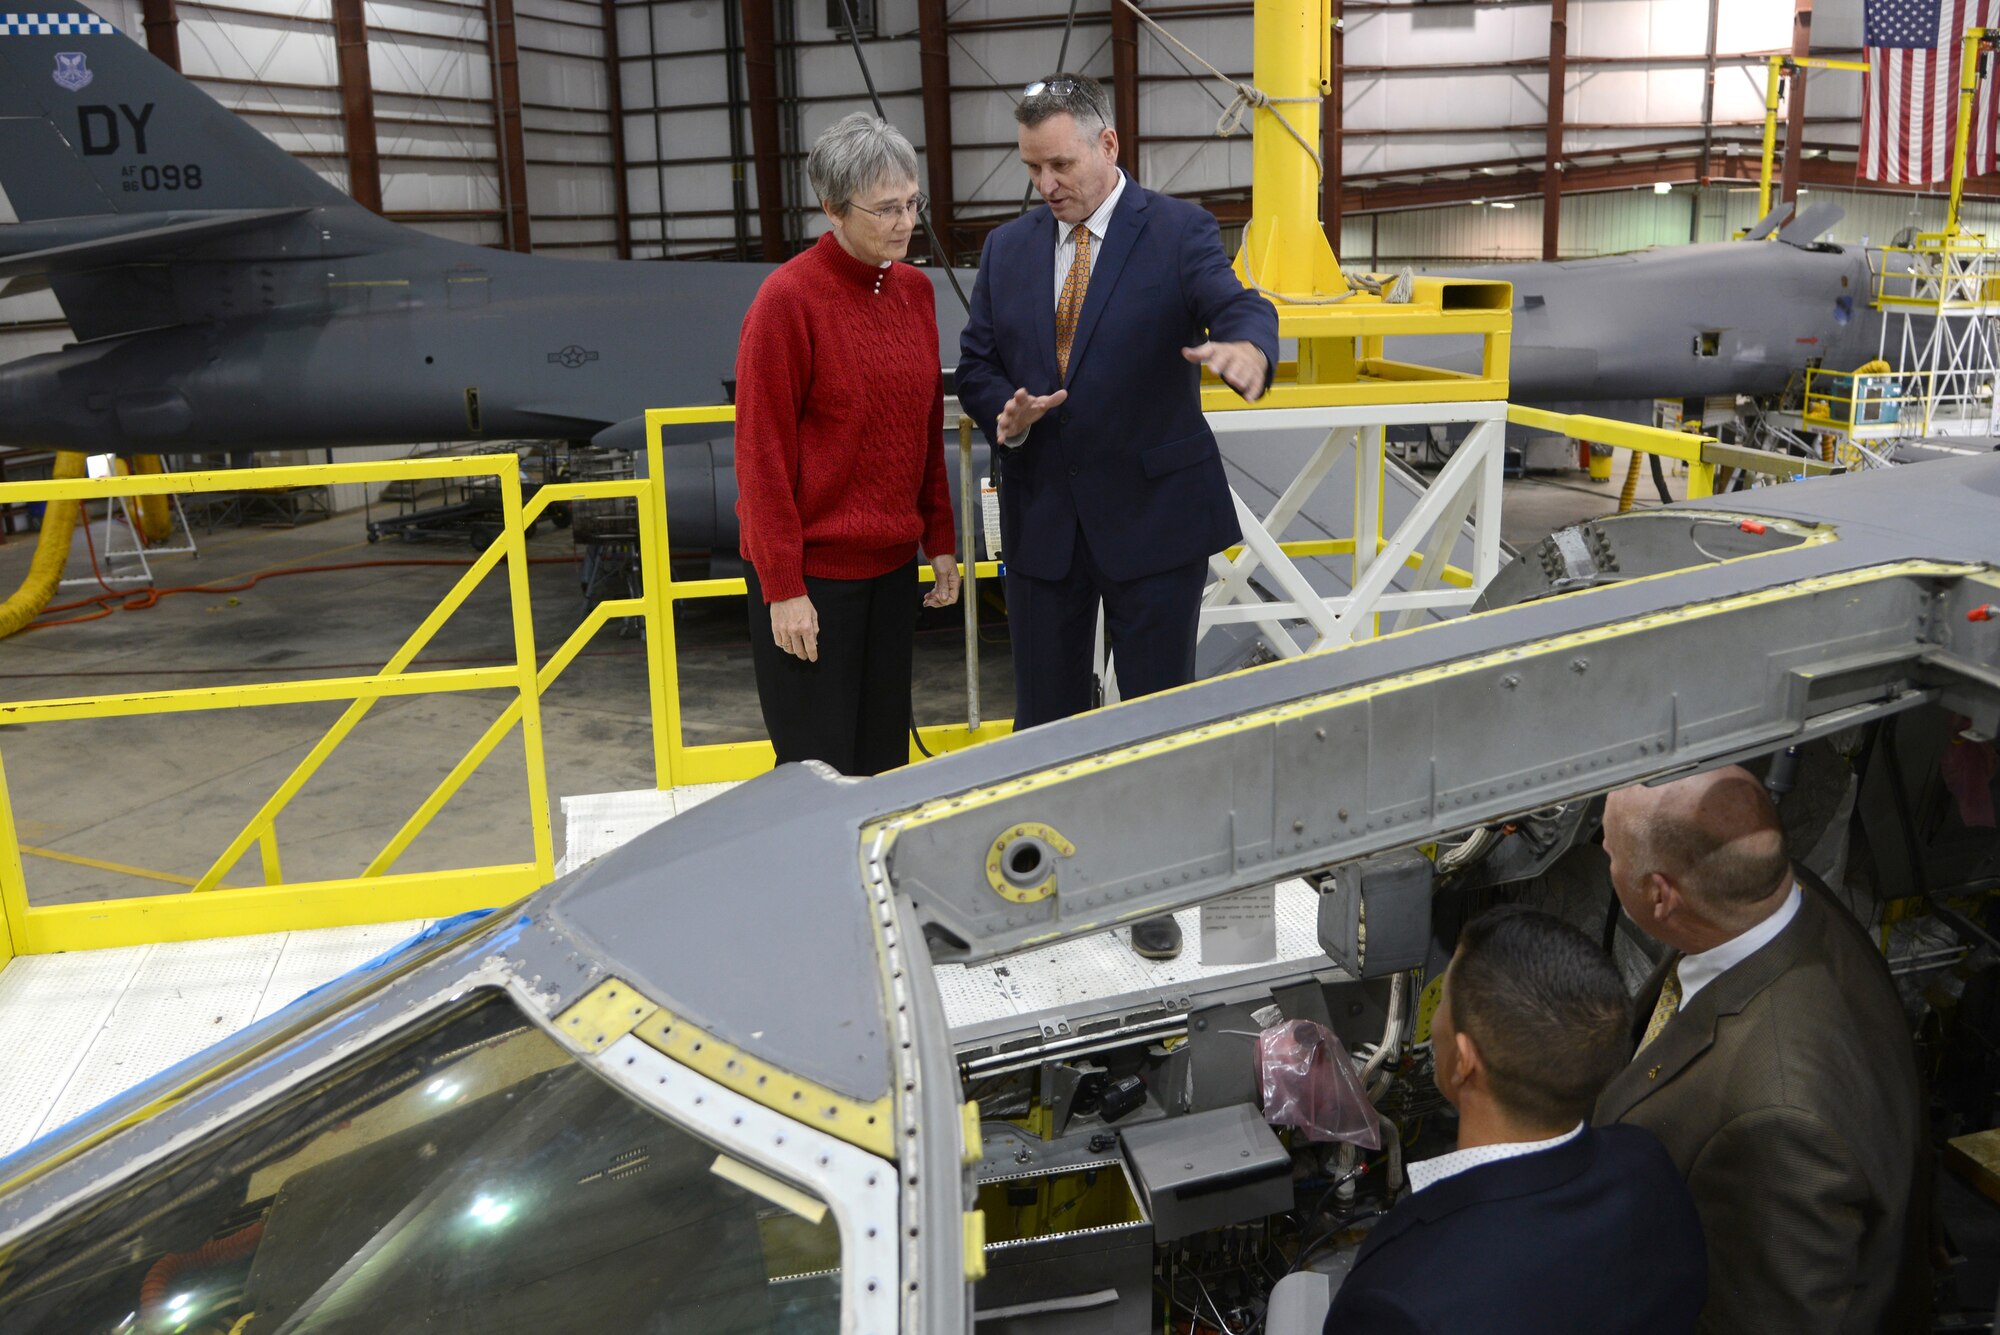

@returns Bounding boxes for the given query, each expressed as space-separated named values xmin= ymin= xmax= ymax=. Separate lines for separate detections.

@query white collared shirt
xmin=1407 ymin=1122 xmax=1585 ymax=1194
xmin=1675 ymin=882 xmax=1802 ymax=1009
xmin=1051 ymin=170 xmax=1128 ymax=308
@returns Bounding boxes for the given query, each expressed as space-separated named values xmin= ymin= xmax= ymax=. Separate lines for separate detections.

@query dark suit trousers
xmin=1006 ymin=524 xmax=1208 ymax=730
xmin=745 ymin=562 xmax=916 ymax=776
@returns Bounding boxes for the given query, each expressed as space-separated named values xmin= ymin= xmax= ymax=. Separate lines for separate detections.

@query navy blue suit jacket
xmin=956 ymin=175 xmax=1279 ymax=582
xmin=1323 ymin=1125 xmax=1706 ymax=1335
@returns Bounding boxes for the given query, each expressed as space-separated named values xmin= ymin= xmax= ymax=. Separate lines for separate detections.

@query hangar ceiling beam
xmin=917 ymin=0 xmax=958 ymax=262
xmin=602 ymin=0 xmax=634 ymax=258
xmin=489 ymin=0 xmax=535 ymax=251
xmin=1780 ymin=0 xmax=1812 ymax=207
xmin=140 ymin=0 xmax=180 ymax=69
xmin=1111 ymin=0 xmax=1140 ymax=181
xmin=1541 ymin=0 xmax=1565 ymax=260
xmin=331 ymin=0 xmax=384 ymax=214
xmin=740 ymin=0 xmax=788 ymax=261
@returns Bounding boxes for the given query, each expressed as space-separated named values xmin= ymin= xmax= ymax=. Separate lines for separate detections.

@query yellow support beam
xmin=1949 ymin=28 xmax=1989 ymax=236
xmin=1507 ymin=404 xmax=1720 ymax=501
xmin=365 ymin=597 xmax=645 ymax=878
xmin=0 ymin=666 xmax=516 ymax=726
xmin=17 ymin=865 xmax=543 ymax=953
xmin=0 ymin=455 xmax=509 ymax=504
xmin=0 ymin=747 xmax=22 ymax=970
xmin=1754 ymin=54 xmax=1870 ymax=230
xmin=496 ymin=465 xmax=556 ymax=885
xmin=21 ymin=844 xmax=244 ymax=892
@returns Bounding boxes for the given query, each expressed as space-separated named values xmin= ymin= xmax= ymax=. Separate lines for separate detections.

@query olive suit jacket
xmin=1594 ymin=875 xmax=1930 ymax=1335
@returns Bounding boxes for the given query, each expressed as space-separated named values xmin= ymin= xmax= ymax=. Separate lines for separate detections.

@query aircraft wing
xmin=0 ymin=207 xmax=310 ymax=280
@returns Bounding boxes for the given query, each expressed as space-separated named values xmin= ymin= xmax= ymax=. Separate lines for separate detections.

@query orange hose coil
xmin=138 ymin=1221 xmax=265 ymax=1318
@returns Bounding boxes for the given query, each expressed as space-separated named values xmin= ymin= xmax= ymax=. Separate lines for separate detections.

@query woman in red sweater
xmin=733 ymin=112 xmax=959 ymax=776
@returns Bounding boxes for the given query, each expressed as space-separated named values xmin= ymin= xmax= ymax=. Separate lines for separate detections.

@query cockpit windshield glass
xmin=0 ymin=992 xmax=841 ymax=1335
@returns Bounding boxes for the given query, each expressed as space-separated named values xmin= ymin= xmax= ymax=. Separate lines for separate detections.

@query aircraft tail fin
xmin=0 ymin=7 xmax=353 ymax=221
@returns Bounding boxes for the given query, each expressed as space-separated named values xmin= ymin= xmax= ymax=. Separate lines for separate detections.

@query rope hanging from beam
xmin=1112 ymin=0 xmax=1322 ymax=173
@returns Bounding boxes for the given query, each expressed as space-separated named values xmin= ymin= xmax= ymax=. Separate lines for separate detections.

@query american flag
xmin=1862 ymin=0 xmax=2000 ymax=185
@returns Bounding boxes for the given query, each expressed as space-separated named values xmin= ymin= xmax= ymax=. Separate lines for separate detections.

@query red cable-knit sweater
xmin=734 ymin=232 xmax=956 ymax=604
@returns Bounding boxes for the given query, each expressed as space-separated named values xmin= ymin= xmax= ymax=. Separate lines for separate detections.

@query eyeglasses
xmin=846 ymin=193 xmax=928 ymax=220
xmin=1024 ymin=77 xmax=1083 ymax=98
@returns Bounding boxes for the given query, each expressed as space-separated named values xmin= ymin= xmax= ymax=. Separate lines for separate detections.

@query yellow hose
xmin=1616 ymin=450 xmax=1642 ymax=514
xmin=132 ymin=455 xmax=172 ymax=543
xmin=0 ymin=451 xmax=87 ymax=639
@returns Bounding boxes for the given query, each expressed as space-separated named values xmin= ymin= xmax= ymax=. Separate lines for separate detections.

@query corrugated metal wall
xmin=1341 ymin=184 xmax=2000 ymax=269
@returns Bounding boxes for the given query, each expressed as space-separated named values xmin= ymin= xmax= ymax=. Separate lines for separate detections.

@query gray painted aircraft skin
xmin=0 ymin=6 xmax=1890 ymax=472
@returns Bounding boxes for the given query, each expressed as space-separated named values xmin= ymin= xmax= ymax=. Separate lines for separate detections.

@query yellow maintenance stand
xmin=1222 ymin=0 xmax=1510 ymax=409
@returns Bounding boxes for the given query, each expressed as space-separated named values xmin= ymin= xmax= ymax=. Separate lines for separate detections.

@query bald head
xmin=1604 ymin=766 xmax=1792 ymax=946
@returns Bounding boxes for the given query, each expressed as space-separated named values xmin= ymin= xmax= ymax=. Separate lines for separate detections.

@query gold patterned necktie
xmin=1638 ymin=962 xmax=1683 ymax=1051
xmin=1055 ymin=224 xmax=1093 ymax=381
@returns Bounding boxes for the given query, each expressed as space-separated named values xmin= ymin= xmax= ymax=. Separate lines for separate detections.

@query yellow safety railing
xmin=645 ymin=406 xmax=1014 ymax=785
xmin=1873 ymin=232 xmax=2000 ymax=312
xmin=0 ymin=404 xmax=1756 ymax=966
xmin=0 ymin=453 xmax=670 ymax=961
xmin=1801 ymin=366 xmax=1918 ymax=436
xmin=1506 ymin=406 xmax=1720 ymax=498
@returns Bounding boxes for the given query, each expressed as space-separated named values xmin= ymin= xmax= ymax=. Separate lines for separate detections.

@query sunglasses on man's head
xmin=1024 ymin=78 xmax=1084 ymax=98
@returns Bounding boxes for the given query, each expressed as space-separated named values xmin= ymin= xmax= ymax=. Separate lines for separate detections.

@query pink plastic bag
xmin=1257 ymin=1019 xmax=1383 ymax=1150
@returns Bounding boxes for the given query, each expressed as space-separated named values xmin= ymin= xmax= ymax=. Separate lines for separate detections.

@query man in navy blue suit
xmin=957 ymin=72 xmax=1278 ymax=959
xmin=1322 ymin=906 xmax=1705 ymax=1334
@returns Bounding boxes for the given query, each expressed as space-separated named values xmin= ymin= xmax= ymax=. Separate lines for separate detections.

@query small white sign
xmin=1200 ymin=884 xmax=1277 ymax=966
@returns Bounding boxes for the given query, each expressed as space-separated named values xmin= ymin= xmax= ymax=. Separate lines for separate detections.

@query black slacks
xmin=1006 ymin=524 xmax=1209 ymax=731
xmin=745 ymin=562 xmax=917 ymax=776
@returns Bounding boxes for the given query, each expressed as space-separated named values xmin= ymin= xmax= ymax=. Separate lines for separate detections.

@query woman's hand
xmin=924 ymin=555 xmax=961 ymax=608
xmin=770 ymin=595 xmax=819 ymax=661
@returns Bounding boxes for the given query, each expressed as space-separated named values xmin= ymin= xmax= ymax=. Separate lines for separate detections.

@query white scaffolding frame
xmin=1100 ymin=401 xmax=1508 ymax=700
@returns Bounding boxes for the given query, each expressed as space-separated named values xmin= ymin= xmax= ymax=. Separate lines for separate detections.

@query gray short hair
xmin=1016 ymin=72 xmax=1114 ymax=133
xmin=808 ymin=112 xmax=920 ymax=210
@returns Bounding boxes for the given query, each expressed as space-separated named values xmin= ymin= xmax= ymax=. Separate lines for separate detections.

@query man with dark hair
xmin=956 ymin=71 xmax=1278 ymax=961
xmin=1322 ymin=905 xmax=1705 ymax=1334
xmin=1596 ymin=765 xmax=1930 ymax=1334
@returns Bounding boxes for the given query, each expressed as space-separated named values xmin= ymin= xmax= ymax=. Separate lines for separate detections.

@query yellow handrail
xmin=0 ymin=453 xmax=581 ymax=954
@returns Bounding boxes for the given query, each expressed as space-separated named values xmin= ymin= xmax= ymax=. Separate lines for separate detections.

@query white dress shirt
xmin=1675 ymin=881 xmax=1802 ymax=1009
xmin=1050 ymin=169 xmax=1128 ymax=307
xmin=1407 ymin=1122 xmax=1585 ymax=1194
xmin=1001 ymin=171 xmax=1130 ymax=448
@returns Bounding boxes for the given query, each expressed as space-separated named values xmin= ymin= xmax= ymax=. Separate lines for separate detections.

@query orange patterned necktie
xmin=1055 ymin=224 xmax=1092 ymax=381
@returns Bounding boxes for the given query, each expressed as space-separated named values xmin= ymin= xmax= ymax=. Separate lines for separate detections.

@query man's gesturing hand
xmin=1182 ymin=341 xmax=1269 ymax=402
xmin=995 ymin=386 xmax=1069 ymax=443
xmin=769 ymin=594 xmax=819 ymax=662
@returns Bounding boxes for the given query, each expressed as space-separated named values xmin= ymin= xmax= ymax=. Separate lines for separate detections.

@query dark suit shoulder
xmin=982 ymin=205 xmax=1050 ymax=251
xmin=1141 ymin=186 xmax=1220 ymax=233
xmin=1330 ymin=1129 xmax=1704 ymax=1335
xmin=1594 ymin=1121 xmax=1688 ymax=1178
xmin=1734 ymin=895 xmax=1914 ymax=1105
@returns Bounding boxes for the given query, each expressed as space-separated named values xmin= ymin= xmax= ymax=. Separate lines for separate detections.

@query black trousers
xmin=1006 ymin=525 xmax=1209 ymax=731
xmin=745 ymin=562 xmax=917 ymax=776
